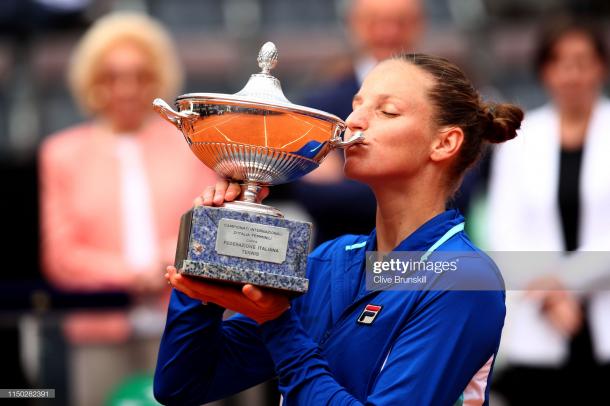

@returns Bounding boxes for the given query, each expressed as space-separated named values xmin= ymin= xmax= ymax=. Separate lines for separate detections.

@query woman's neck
xmin=372 ymin=177 xmax=447 ymax=253
xmin=95 ymin=116 xmax=149 ymax=135
xmin=558 ymin=102 xmax=594 ymax=150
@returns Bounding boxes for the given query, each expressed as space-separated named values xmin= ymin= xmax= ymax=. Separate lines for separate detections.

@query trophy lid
xmin=176 ymin=42 xmax=342 ymax=123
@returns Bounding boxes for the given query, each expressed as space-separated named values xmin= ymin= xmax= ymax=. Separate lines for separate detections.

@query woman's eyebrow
xmin=352 ymin=94 xmax=403 ymax=104
xmin=377 ymin=94 xmax=403 ymax=103
xmin=378 ymin=95 xmax=409 ymax=109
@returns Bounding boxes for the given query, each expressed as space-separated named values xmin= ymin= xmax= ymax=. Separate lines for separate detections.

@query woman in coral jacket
xmin=39 ymin=13 xmax=216 ymax=343
xmin=154 ymin=54 xmax=524 ymax=406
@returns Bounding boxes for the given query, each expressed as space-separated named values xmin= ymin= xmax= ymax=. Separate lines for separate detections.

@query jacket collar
xmin=358 ymin=209 xmax=465 ymax=253
xmin=391 ymin=209 xmax=465 ymax=252
xmin=330 ymin=210 xmax=465 ymax=322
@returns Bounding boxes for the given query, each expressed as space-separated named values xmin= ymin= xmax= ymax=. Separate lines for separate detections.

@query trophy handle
xmin=330 ymin=130 xmax=365 ymax=149
xmin=153 ymin=98 xmax=199 ymax=130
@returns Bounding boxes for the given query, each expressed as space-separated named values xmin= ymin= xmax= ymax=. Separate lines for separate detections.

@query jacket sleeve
xmin=258 ymin=290 xmax=505 ymax=406
xmin=153 ymin=289 xmax=275 ymax=406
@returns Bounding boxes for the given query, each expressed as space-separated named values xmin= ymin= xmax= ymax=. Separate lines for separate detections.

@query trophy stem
xmin=240 ymin=183 xmax=263 ymax=203
xmin=221 ymin=182 xmax=283 ymax=217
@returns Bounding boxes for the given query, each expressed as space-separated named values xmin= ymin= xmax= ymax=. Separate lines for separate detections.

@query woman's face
xmin=541 ymin=31 xmax=606 ymax=113
xmin=343 ymin=59 xmax=438 ymax=184
xmin=92 ymin=41 xmax=159 ymax=132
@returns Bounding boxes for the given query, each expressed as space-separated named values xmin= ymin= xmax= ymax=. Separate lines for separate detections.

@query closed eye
xmin=381 ymin=111 xmax=399 ymax=117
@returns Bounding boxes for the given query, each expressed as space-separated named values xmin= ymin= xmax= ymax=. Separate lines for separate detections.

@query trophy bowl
xmin=159 ymin=96 xmax=345 ymax=178
xmin=153 ymin=42 xmax=364 ymax=293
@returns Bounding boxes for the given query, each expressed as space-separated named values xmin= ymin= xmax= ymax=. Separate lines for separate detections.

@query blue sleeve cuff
xmin=168 ymin=289 xmax=226 ymax=321
xmin=258 ymin=308 xmax=297 ymax=339
xmin=257 ymin=308 xmax=318 ymax=370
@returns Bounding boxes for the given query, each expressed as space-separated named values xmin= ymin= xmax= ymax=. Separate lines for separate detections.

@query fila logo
xmin=357 ymin=304 xmax=383 ymax=325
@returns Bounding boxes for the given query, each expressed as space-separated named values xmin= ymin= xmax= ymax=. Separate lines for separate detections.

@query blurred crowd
xmin=1 ymin=0 xmax=609 ymax=405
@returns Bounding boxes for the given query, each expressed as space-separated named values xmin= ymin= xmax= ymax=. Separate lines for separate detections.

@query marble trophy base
xmin=174 ymin=205 xmax=312 ymax=294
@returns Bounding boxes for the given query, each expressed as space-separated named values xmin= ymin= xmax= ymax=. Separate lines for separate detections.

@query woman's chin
xmin=343 ymin=162 xmax=369 ymax=182
xmin=109 ymin=117 xmax=146 ymax=133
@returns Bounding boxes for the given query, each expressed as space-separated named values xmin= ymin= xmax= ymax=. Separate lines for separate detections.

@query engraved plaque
xmin=215 ymin=218 xmax=289 ymax=264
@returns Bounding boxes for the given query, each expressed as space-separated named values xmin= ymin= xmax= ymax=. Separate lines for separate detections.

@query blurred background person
xmin=303 ymin=0 xmax=425 ymax=120
xmin=39 ymin=12 xmax=216 ymax=405
xmin=488 ymin=17 xmax=610 ymax=405
xmin=292 ymin=0 xmax=425 ymax=245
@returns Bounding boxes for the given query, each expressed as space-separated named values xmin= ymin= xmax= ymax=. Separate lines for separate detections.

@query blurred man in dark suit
xmin=296 ymin=0 xmax=425 ymax=245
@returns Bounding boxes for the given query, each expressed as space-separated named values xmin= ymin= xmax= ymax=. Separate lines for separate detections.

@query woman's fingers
xmin=166 ymin=267 xmax=199 ymax=298
xmin=197 ymin=181 xmax=272 ymax=207
xmin=225 ymin=182 xmax=242 ymax=202
xmin=242 ymin=284 xmax=264 ymax=302
xmin=242 ymin=284 xmax=290 ymax=314
xmin=199 ymin=180 xmax=239 ymax=207
xmin=166 ymin=266 xmax=245 ymax=307
xmin=165 ymin=265 xmax=176 ymax=280
xmin=213 ymin=180 xmax=230 ymax=206
xmin=166 ymin=266 xmax=181 ymax=287
xmin=540 ymin=291 xmax=583 ymax=337
xmin=164 ymin=268 xmax=289 ymax=323
xmin=201 ymin=185 xmax=216 ymax=206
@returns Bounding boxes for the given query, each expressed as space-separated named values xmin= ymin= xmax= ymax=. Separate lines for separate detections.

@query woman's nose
xmin=345 ymin=106 xmax=368 ymax=132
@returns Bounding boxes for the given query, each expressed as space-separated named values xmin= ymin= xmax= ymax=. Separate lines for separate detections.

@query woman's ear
xmin=430 ymin=127 xmax=464 ymax=162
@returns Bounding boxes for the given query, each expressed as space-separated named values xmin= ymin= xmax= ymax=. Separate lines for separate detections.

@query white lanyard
xmin=420 ymin=222 xmax=465 ymax=261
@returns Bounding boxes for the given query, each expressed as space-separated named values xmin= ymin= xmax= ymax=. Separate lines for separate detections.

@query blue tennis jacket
xmin=154 ymin=210 xmax=506 ymax=405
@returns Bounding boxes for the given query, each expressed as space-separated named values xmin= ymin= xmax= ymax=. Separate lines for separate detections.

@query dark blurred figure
xmin=488 ymin=17 xmax=610 ymax=405
xmin=0 ymin=2 xmax=92 ymax=404
xmin=0 ymin=0 xmax=91 ymax=37
xmin=295 ymin=0 xmax=425 ymax=245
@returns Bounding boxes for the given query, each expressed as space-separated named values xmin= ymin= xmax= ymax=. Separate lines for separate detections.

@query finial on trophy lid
xmin=257 ymin=42 xmax=278 ymax=75
xmin=235 ymin=41 xmax=289 ymax=103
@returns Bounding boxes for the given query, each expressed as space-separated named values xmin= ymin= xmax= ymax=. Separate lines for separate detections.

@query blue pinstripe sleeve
xmin=259 ymin=290 xmax=505 ymax=405
xmin=153 ymin=290 xmax=275 ymax=406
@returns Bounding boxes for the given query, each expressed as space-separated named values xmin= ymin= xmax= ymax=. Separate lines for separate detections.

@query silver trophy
xmin=153 ymin=42 xmax=363 ymax=294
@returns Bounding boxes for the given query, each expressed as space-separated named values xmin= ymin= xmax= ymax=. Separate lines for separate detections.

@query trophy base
xmin=181 ymin=260 xmax=309 ymax=293
xmin=175 ymin=205 xmax=312 ymax=294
